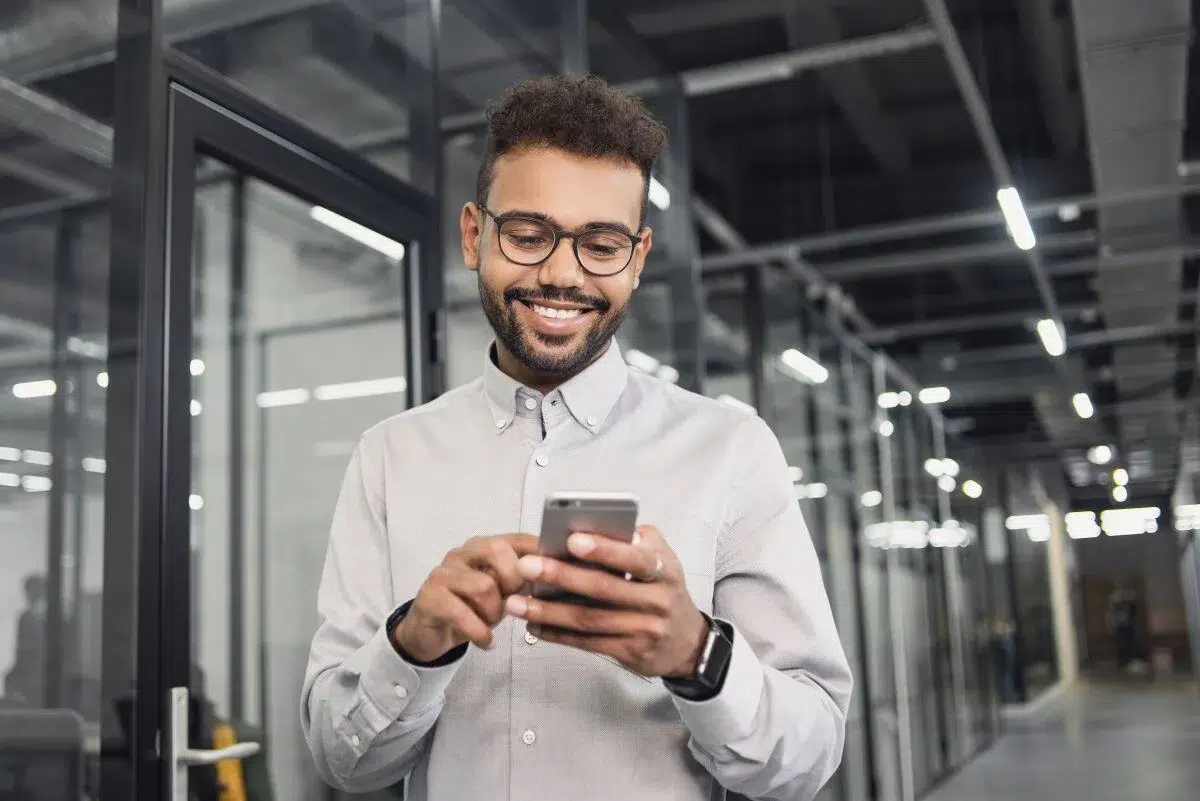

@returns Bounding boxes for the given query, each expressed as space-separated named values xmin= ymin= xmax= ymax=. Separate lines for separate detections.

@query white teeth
xmin=532 ymin=304 xmax=583 ymax=320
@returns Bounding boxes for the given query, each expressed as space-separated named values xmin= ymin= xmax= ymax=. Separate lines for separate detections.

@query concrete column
xmin=1044 ymin=502 xmax=1079 ymax=685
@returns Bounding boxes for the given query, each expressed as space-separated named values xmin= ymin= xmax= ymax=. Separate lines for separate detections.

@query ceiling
xmin=0 ymin=0 xmax=1196 ymax=508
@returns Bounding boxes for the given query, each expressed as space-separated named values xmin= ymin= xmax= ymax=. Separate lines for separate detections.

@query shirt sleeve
xmin=300 ymin=433 xmax=466 ymax=793
xmin=672 ymin=414 xmax=854 ymax=801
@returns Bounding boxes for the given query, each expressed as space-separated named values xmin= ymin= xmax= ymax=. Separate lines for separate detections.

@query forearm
xmin=302 ymin=624 xmax=463 ymax=792
xmin=673 ymin=624 xmax=849 ymax=801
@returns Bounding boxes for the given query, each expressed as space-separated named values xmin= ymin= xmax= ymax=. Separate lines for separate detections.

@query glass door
xmin=153 ymin=81 xmax=439 ymax=801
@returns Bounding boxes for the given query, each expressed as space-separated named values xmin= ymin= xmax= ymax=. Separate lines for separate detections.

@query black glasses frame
xmin=480 ymin=205 xmax=642 ymax=277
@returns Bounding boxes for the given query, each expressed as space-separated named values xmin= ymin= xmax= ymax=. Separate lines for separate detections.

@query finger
xmin=464 ymin=540 xmax=527 ymax=596
xmin=442 ymin=567 xmax=505 ymax=626
xmin=517 ymin=555 xmax=658 ymax=609
xmin=508 ymin=594 xmax=654 ymax=635
xmin=563 ymin=529 xmax=666 ymax=583
xmin=427 ymin=584 xmax=495 ymax=649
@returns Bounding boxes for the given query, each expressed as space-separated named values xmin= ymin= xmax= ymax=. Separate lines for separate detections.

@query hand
xmin=504 ymin=525 xmax=708 ymax=680
xmin=392 ymin=534 xmax=540 ymax=663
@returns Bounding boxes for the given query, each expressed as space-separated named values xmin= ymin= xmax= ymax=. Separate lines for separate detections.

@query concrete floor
xmin=924 ymin=680 xmax=1200 ymax=801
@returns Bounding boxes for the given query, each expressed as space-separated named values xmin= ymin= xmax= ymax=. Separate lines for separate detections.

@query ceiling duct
xmin=1069 ymin=0 xmax=1192 ymax=487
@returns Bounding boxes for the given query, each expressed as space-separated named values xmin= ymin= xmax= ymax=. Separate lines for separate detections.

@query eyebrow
xmin=497 ymin=208 xmax=636 ymax=237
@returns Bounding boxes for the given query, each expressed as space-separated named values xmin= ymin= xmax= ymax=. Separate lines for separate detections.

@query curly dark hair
xmin=476 ymin=74 xmax=669 ymax=224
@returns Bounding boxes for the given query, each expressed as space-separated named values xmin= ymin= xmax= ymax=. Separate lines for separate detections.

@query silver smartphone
xmin=534 ymin=491 xmax=639 ymax=604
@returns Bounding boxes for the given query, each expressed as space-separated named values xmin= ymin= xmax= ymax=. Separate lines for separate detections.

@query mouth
xmin=515 ymin=299 xmax=596 ymax=335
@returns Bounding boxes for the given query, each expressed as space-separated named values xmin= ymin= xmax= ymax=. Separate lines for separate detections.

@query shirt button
xmin=350 ymin=734 xmax=361 ymax=748
xmin=586 ymin=415 xmax=597 ymax=427
xmin=525 ymin=631 xmax=538 ymax=645
xmin=521 ymin=730 xmax=536 ymax=745
xmin=393 ymin=685 xmax=408 ymax=699
xmin=495 ymin=418 xmax=506 ymax=429
xmin=524 ymin=397 xmax=538 ymax=411
xmin=535 ymin=454 xmax=549 ymax=467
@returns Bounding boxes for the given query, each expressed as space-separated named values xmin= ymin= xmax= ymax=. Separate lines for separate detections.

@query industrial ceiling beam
xmin=961 ymin=321 xmax=1196 ymax=364
xmin=1014 ymin=0 xmax=1083 ymax=156
xmin=920 ymin=0 xmax=1064 ymax=331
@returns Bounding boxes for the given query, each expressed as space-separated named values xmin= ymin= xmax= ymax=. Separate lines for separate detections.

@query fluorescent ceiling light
xmin=22 ymin=476 xmax=51 ymax=492
xmin=0 ymin=446 xmax=20 ymax=461
xmin=97 ymin=372 xmax=109 ymax=388
xmin=942 ymin=458 xmax=959 ymax=477
xmin=1174 ymin=504 xmax=1200 ymax=532
xmin=0 ymin=472 xmax=19 ymax=487
xmin=918 ymin=386 xmax=950 ymax=405
xmin=925 ymin=458 xmax=945 ymax=477
xmin=82 ymin=457 xmax=106 ymax=474
xmin=779 ymin=348 xmax=829 ymax=384
xmin=938 ymin=475 xmax=957 ymax=493
xmin=929 ymin=520 xmax=973 ymax=548
xmin=1006 ymin=514 xmax=1048 ymax=530
xmin=1026 ymin=525 xmax=1051 ymax=542
xmin=1072 ymin=392 xmax=1094 ymax=419
xmin=877 ymin=420 xmax=894 ymax=437
xmin=13 ymin=379 xmax=56 ymax=398
xmin=788 ymin=466 xmax=804 ymax=483
xmin=1087 ymin=445 xmax=1113 ymax=465
xmin=1112 ymin=467 xmax=1129 ymax=486
xmin=865 ymin=520 xmax=929 ymax=550
xmin=311 ymin=206 xmax=406 ymax=261
xmin=860 ymin=490 xmax=883 ymax=508
xmin=962 ymin=479 xmax=982 ymax=499
xmin=256 ymin=388 xmax=310 ymax=408
xmin=648 ymin=176 xmax=671 ymax=211
xmin=795 ymin=482 xmax=828 ymax=500
xmin=189 ymin=494 xmax=204 ymax=511
xmin=1112 ymin=485 xmax=1128 ymax=503
xmin=190 ymin=400 xmax=202 ymax=416
xmin=313 ymin=376 xmax=407 ymax=401
xmin=1066 ymin=511 xmax=1101 ymax=539
xmin=23 ymin=450 xmax=51 ymax=466
xmin=996 ymin=186 xmax=1036 ymax=250
xmin=190 ymin=359 xmax=206 ymax=376
xmin=878 ymin=391 xmax=912 ymax=408
xmin=1036 ymin=319 xmax=1066 ymax=357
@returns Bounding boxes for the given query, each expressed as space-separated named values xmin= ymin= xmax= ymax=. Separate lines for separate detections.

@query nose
xmin=536 ymin=237 xmax=585 ymax=289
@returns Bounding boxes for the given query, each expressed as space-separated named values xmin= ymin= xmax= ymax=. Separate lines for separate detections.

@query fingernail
xmin=517 ymin=554 xmax=543 ymax=579
xmin=506 ymin=595 xmax=528 ymax=617
xmin=568 ymin=532 xmax=597 ymax=556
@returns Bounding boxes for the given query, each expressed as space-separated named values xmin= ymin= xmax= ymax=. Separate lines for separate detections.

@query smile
xmin=530 ymin=303 xmax=585 ymax=320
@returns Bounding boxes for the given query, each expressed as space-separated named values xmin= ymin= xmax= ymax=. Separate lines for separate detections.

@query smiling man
xmin=302 ymin=75 xmax=852 ymax=801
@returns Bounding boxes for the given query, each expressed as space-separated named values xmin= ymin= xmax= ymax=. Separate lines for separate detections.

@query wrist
xmin=666 ymin=609 xmax=710 ymax=680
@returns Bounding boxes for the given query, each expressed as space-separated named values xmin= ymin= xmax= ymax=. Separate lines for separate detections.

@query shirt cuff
xmin=671 ymin=621 xmax=765 ymax=749
xmin=356 ymin=623 xmax=465 ymax=721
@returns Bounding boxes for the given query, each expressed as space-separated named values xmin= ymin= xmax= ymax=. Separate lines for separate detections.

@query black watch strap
xmin=386 ymin=600 xmax=467 ymax=667
xmin=664 ymin=614 xmax=734 ymax=701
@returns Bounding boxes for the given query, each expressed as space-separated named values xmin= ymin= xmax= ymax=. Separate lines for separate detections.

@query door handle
xmin=170 ymin=686 xmax=261 ymax=801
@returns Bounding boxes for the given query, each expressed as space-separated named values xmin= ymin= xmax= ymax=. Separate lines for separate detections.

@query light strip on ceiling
xmin=918 ymin=386 xmax=950 ymax=404
xmin=255 ymin=388 xmax=310 ymax=408
xmin=648 ymin=176 xmax=671 ymax=211
xmin=996 ymin=186 xmax=1036 ymax=250
xmin=12 ymin=379 xmax=56 ymax=398
xmin=779 ymin=348 xmax=829 ymax=384
xmin=1072 ymin=392 xmax=1094 ymax=419
xmin=1036 ymin=318 xmax=1066 ymax=357
xmin=313 ymin=376 xmax=407 ymax=401
xmin=310 ymin=206 xmax=406 ymax=261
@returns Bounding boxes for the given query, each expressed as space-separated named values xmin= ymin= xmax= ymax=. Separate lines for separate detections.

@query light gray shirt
xmin=301 ymin=339 xmax=853 ymax=801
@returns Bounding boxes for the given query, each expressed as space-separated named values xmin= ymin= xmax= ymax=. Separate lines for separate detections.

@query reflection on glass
xmin=191 ymin=171 xmax=410 ymax=800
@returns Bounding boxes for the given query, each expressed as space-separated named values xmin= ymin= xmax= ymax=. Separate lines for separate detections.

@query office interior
xmin=0 ymin=1 xmax=1198 ymax=800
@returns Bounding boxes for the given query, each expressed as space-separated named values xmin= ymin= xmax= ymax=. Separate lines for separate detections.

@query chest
xmin=380 ymin=419 xmax=730 ymax=609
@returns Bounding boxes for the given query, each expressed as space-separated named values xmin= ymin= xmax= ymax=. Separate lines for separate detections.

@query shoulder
xmin=627 ymin=371 xmax=774 ymax=441
xmin=357 ymin=379 xmax=484 ymax=453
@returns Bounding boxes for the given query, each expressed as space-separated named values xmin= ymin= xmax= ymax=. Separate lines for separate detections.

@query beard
xmin=478 ymin=271 xmax=627 ymax=379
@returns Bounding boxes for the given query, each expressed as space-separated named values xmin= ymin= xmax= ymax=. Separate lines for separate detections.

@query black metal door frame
xmin=104 ymin=49 xmax=441 ymax=799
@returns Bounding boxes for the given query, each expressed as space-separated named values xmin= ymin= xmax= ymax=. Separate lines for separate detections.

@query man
xmin=302 ymin=74 xmax=852 ymax=801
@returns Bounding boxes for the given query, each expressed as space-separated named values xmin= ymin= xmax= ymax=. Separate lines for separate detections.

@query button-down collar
xmin=482 ymin=339 xmax=628 ymax=434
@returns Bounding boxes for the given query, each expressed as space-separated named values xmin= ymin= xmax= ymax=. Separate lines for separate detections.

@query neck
xmin=494 ymin=340 xmax=610 ymax=394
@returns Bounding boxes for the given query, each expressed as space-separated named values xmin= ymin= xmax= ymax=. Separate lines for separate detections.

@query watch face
xmin=699 ymin=622 xmax=733 ymax=688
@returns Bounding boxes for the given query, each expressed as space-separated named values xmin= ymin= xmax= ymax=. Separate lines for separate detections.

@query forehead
xmin=489 ymin=146 xmax=644 ymax=228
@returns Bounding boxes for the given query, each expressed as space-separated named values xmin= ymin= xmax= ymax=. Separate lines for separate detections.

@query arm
xmin=671 ymin=415 xmax=854 ymax=801
xmin=300 ymin=434 xmax=465 ymax=793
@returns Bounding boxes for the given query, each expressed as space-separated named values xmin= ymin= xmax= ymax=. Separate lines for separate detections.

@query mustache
xmin=504 ymin=287 xmax=610 ymax=312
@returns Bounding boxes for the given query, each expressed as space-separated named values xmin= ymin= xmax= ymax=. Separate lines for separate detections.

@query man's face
xmin=460 ymin=146 xmax=651 ymax=382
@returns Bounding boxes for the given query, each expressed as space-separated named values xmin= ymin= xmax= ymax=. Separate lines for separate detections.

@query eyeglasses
xmin=480 ymin=205 xmax=642 ymax=277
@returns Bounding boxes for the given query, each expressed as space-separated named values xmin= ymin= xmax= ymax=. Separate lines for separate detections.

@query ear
xmin=631 ymin=227 xmax=653 ymax=287
xmin=461 ymin=202 xmax=483 ymax=271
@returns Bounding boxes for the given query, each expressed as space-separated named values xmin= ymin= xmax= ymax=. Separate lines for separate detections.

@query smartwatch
xmin=663 ymin=613 xmax=734 ymax=701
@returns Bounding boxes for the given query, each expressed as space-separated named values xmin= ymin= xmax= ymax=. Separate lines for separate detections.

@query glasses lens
xmin=498 ymin=218 xmax=555 ymax=265
xmin=577 ymin=230 xmax=634 ymax=275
